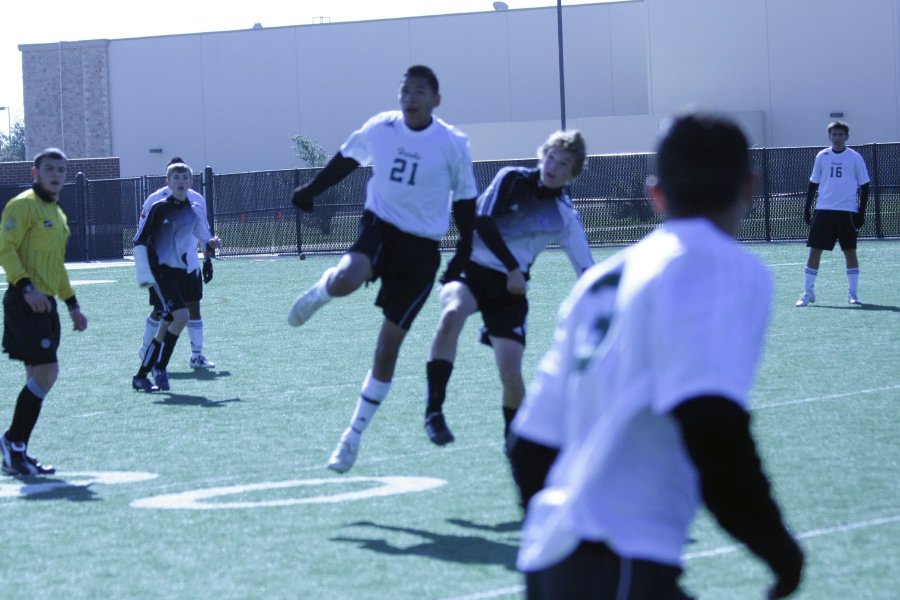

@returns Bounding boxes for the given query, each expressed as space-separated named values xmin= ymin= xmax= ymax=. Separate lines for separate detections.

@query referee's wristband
xmin=64 ymin=296 xmax=79 ymax=311
xmin=15 ymin=278 xmax=35 ymax=294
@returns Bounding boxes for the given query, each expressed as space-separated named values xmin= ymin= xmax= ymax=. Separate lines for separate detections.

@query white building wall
xmin=22 ymin=0 xmax=900 ymax=176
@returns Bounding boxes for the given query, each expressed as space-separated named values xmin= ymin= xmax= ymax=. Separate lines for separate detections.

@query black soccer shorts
xmin=349 ymin=210 xmax=440 ymax=330
xmin=807 ymin=209 xmax=858 ymax=251
xmin=459 ymin=261 xmax=528 ymax=347
xmin=2 ymin=287 xmax=61 ymax=366
xmin=149 ymin=268 xmax=202 ymax=314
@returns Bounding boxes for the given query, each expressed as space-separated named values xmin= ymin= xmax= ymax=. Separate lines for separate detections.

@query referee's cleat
xmin=424 ymin=412 xmax=455 ymax=446
xmin=326 ymin=431 xmax=360 ymax=474
xmin=190 ymin=354 xmax=216 ymax=369
xmin=152 ymin=367 xmax=170 ymax=391
xmin=794 ymin=292 xmax=815 ymax=307
xmin=1 ymin=434 xmax=39 ymax=476
xmin=132 ymin=376 xmax=159 ymax=393
xmin=848 ymin=293 xmax=862 ymax=305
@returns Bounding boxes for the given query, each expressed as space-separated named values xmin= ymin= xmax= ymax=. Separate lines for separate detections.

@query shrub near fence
xmin=2 ymin=144 xmax=899 ymax=261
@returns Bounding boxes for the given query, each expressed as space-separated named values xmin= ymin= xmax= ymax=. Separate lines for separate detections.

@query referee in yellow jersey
xmin=0 ymin=148 xmax=88 ymax=476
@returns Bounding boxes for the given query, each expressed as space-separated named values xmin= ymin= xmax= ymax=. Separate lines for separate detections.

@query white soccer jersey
xmin=471 ymin=167 xmax=593 ymax=275
xmin=138 ymin=187 xmax=208 ymax=273
xmin=340 ymin=111 xmax=478 ymax=240
xmin=809 ymin=147 xmax=870 ymax=212
xmin=513 ymin=218 xmax=772 ymax=570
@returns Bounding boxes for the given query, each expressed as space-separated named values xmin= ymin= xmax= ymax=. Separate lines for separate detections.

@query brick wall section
xmin=0 ymin=157 xmax=120 ymax=185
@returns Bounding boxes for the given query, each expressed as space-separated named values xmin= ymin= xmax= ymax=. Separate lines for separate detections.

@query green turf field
xmin=1 ymin=241 xmax=898 ymax=599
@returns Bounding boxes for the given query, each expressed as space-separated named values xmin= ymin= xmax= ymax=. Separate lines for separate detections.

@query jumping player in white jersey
xmin=796 ymin=121 xmax=870 ymax=306
xmin=422 ymin=130 xmax=593 ymax=447
xmin=287 ymin=65 xmax=478 ymax=473
xmin=509 ymin=113 xmax=804 ymax=599
xmin=137 ymin=157 xmax=216 ymax=370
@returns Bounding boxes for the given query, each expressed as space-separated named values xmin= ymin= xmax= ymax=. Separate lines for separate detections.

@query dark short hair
xmin=404 ymin=65 xmax=439 ymax=94
xmin=168 ymin=156 xmax=185 ymax=166
xmin=655 ymin=112 xmax=750 ymax=216
xmin=33 ymin=147 xmax=68 ymax=168
xmin=827 ymin=121 xmax=850 ymax=136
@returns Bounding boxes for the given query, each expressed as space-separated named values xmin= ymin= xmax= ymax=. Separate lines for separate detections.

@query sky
xmin=0 ymin=0 xmax=620 ymax=134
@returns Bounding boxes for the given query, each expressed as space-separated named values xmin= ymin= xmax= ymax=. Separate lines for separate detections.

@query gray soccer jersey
xmin=134 ymin=197 xmax=213 ymax=271
xmin=340 ymin=111 xmax=478 ymax=240
xmin=471 ymin=167 xmax=593 ymax=275
xmin=139 ymin=187 xmax=207 ymax=273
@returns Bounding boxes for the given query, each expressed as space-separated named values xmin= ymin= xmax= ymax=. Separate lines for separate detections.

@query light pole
xmin=556 ymin=0 xmax=566 ymax=131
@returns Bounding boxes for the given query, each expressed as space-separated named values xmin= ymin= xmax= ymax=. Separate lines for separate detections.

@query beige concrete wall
xmin=22 ymin=40 xmax=111 ymax=160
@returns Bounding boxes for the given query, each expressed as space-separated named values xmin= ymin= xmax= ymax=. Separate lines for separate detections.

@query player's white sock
xmin=315 ymin=267 xmax=336 ymax=301
xmin=140 ymin=316 xmax=160 ymax=358
xmin=187 ymin=320 xmax=203 ymax=357
xmin=345 ymin=370 xmax=391 ymax=443
xmin=804 ymin=267 xmax=818 ymax=295
xmin=847 ymin=268 xmax=860 ymax=296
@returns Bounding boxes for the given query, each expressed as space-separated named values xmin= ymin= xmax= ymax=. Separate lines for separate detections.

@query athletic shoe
xmin=132 ymin=376 xmax=159 ymax=393
xmin=152 ymin=367 xmax=170 ymax=391
xmin=424 ymin=412 xmax=455 ymax=446
xmin=1 ymin=434 xmax=38 ymax=476
xmin=25 ymin=454 xmax=56 ymax=475
xmin=190 ymin=354 xmax=216 ymax=369
xmin=848 ymin=293 xmax=862 ymax=305
xmin=795 ymin=292 xmax=815 ymax=307
xmin=326 ymin=431 xmax=359 ymax=474
xmin=288 ymin=288 xmax=329 ymax=327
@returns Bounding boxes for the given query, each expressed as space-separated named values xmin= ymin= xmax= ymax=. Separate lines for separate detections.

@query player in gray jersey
xmin=287 ymin=66 xmax=478 ymax=473
xmin=422 ymin=131 xmax=593 ymax=446
xmin=131 ymin=162 xmax=221 ymax=392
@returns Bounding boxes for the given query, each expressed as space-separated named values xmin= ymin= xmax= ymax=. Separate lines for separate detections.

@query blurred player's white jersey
xmin=340 ymin=111 xmax=477 ymax=240
xmin=809 ymin=147 xmax=870 ymax=212
xmin=138 ymin=187 xmax=208 ymax=273
xmin=514 ymin=217 xmax=772 ymax=570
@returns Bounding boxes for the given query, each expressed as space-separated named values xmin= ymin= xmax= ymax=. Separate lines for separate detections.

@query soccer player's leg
xmin=425 ymin=280 xmax=478 ymax=446
xmin=838 ymin=216 xmax=862 ymax=305
xmin=186 ymin=271 xmax=215 ymax=368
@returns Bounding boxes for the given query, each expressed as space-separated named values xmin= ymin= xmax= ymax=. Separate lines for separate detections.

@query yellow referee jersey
xmin=0 ymin=185 xmax=76 ymax=301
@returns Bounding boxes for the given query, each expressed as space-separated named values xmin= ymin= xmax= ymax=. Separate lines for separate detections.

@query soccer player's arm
xmin=290 ymin=153 xmax=360 ymax=212
xmin=132 ymin=204 xmax=159 ymax=288
xmin=558 ymin=207 xmax=594 ymax=275
xmin=672 ymin=396 xmax=804 ymax=598
xmin=803 ymin=183 xmax=817 ymax=225
xmin=854 ymin=182 xmax=870 ymax=229
xmin=0 ymin=199 xmax=32 ymax=289
xmin=439 ymin=199 xmax=476 ymax=284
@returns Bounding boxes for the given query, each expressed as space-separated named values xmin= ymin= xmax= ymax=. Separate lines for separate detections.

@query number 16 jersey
xmin=340 ymin=111 xmax=478 ymax=241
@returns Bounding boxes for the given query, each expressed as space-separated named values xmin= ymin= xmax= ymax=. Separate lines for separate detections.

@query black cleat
xmin=132 ymin=376 xmax=159 ymax=392
xmin=1 ymin=434 xmax=39 ymax=476
xmin=424 ymin=412 xmax=455 ymax=446
xmin=25 ymin=454 xmax=56 ymax=475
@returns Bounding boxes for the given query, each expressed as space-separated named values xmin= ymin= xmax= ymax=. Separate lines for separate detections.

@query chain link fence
xmin=2 ymin=144 xmax=899 ymax=261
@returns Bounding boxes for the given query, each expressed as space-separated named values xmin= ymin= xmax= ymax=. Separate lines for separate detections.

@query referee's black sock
xmin=156 ymin=331 xmax=180 ymax=370
xmin=8 ymin=381 xmax=46 ymax=445
xmin=425 ymin=359 xmax=454 ymax=416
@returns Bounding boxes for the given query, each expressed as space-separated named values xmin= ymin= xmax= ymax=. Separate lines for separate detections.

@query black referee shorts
xmin=2 ymin=287 xmax=61 ymax=366
xmin=460 ymin=261 xmax=529 ymax=347
xmin=349 ymin=210 xmax=440 ymax=330
xmin=807 ymin=209 xmax=857 ymax=251
xmin=525 ymin=540 xmax=692 ymax=600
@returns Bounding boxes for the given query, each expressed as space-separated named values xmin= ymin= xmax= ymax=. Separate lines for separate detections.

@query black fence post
xmin=76 ymin=172 xmax=89 ymax=260
xmin=762 ymin=147 xmax=772 ymax=241
xmin=293 ymin=169 xmax=303 ymax=257
xmin=872 ymin=143 xmax=883 ymax=239
xmin=203 ymin=166 xmax=216 ymax=257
